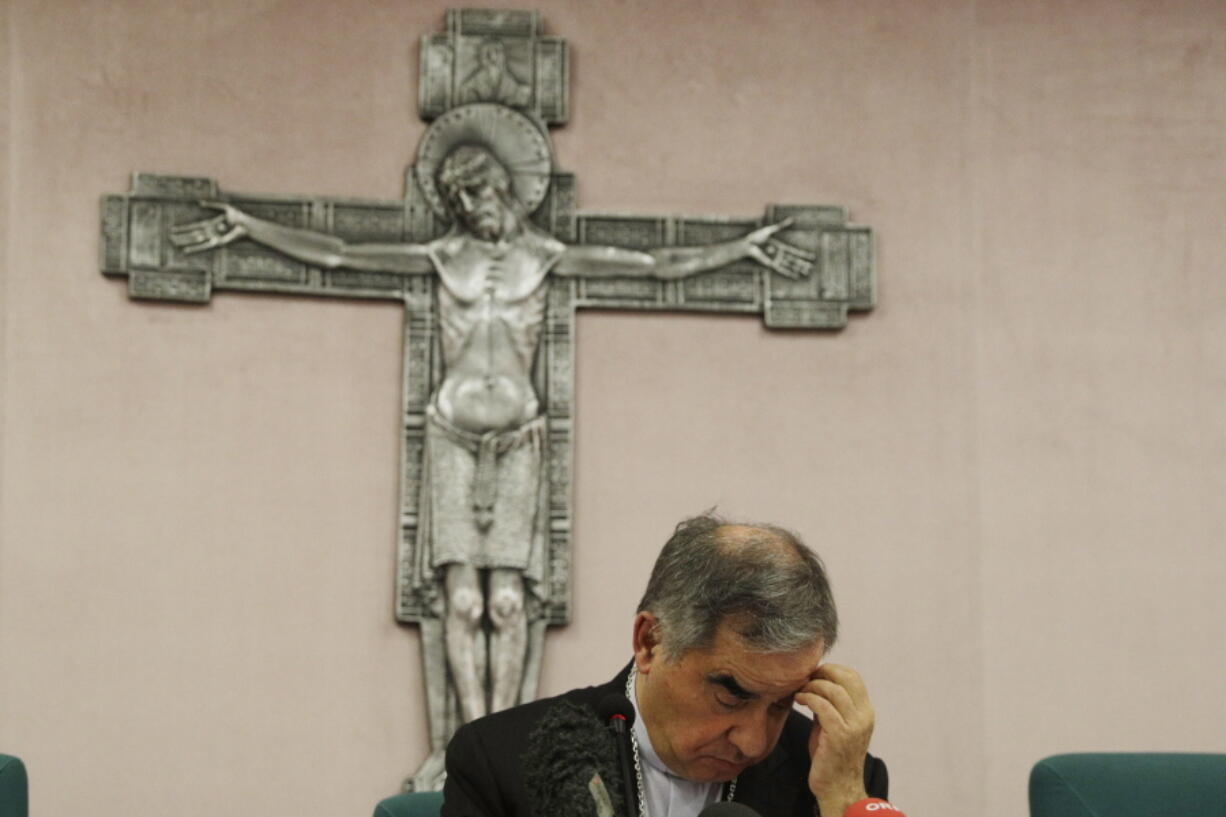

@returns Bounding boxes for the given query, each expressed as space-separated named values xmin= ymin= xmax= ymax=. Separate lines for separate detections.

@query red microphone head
xmin=596 ymin=693 xmax=636 ymax=727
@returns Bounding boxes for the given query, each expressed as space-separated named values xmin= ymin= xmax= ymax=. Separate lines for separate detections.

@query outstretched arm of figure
xmin=169 ymin=202 xmax=434 ymax=274
xmin=551 ymin=219 xmax=803 ymax=280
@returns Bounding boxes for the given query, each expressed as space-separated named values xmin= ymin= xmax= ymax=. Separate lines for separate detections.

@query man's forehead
xmin=691 ymin=626 xmax=824 ymax=692
xmin=703 ymin=659 xmax=821 ymax=701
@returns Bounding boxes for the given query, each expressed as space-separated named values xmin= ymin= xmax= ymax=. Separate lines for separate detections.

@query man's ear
xmin=632 ymin=611 xmax=662 ymax=674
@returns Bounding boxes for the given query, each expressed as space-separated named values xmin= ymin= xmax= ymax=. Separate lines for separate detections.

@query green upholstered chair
xmin=1029 ymin=753 xmax=1226 ymax=817
xmin=373 ymin=790 xmax=444 ymax=817
xmin=0 ymin=755 xmax=28 ymax=817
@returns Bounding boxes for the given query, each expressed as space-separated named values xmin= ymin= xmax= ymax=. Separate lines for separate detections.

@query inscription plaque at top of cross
xmin=99 ymin=7 xmax=874 ymax=793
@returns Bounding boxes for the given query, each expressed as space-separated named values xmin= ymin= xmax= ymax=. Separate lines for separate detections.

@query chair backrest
xmin=1030 ymin=753 xmax=1226 ymax=817
xmin=373 ymin=790 xmax=444 ymax=817
xmin=0 ymin=755 xmax=29 ymax=817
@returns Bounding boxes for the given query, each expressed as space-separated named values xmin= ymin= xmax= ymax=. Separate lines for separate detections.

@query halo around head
xmin=415 ymin=103 xmax=553 ymax=220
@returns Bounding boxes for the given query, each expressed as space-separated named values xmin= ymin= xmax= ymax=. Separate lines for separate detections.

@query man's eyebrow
xmin=707 ymin=673 xmax=758 ymax=700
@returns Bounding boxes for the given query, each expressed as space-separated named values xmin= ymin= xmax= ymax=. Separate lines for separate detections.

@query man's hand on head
xmin=793 ymin=663 xmax=875 ymax=817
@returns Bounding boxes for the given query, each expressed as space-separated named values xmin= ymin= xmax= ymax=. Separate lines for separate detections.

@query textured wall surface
xmin=2 ymin=2 xmax=1224 ymax=816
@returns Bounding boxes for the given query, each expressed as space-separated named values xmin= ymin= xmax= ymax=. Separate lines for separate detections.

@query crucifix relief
xmin=99 ymin=8 xmax=874 ymax=793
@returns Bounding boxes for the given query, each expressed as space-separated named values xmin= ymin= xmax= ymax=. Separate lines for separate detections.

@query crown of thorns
xmin=415 ymin=103 xmax=553 ymax=220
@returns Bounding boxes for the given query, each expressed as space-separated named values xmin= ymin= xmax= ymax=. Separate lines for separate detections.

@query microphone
xmin=597 ymin=693 xmax=639 ymax=817
xmin=842 ymin=799 xmax=908 ymax=817
xmin=524 ymin=698 xmax=628 ymax=817
xmin=596 ymin=692 xmax=635 ymax=732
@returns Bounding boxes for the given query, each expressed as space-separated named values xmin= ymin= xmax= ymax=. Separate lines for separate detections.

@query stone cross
xmin=99 ymin=8 xmax=874 ymax=792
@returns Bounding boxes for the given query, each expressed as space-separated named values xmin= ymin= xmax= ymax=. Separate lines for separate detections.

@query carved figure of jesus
xmin=171 ymin=144 xmax=795 ymax=726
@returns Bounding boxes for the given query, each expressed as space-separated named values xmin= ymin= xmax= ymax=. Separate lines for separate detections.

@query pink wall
xmin=2 ymin=2 xmax=1224 ymax=816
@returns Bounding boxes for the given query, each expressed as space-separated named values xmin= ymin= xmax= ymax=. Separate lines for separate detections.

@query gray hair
xmin=635 ymin=512 xmax=838 ymax=660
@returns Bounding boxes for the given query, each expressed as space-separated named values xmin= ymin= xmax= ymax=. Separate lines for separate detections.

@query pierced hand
xmin=169 ymin=200 xmax=249 ymax=254
xmin=742 ymin=218 xmax=810 ymax=279
xmin=794 ymin=663 xmax=875 ymax=817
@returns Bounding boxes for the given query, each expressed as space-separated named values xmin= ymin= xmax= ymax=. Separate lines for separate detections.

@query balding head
xmin=635 ymin=512 xmax=838 ymax=661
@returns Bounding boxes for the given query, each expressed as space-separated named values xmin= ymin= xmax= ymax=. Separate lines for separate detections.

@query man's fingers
xmin=815 ymin=664 xmax=871 ymax=708
xmin=797 ymin=682 xmax=872 ymax=736
xmin=795 ymin=690 xmax=849 ymax=732
xmin=799 ymin=664 xmax=875 ymax=733
xmin=805 ymin=679 xmax=857 ymax=719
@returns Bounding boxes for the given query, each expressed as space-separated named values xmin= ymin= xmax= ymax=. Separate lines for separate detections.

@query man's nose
xmin=458 ymin=191 xmax=474 ymax=210
xmin=726 ymin=709 xmax=773 ymax=761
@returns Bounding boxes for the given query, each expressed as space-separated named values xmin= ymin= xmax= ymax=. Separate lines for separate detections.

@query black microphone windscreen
xmin=524 ymin=699 xmax=627 ymax=817
xmin=596 ymin=693 xmax=636 ymax=726
xmin=697 ymin=803 xmax=763 ymax=817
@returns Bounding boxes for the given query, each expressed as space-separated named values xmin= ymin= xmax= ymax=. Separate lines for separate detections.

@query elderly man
xmin=441 ymin=513 xmax=890 ymax=817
